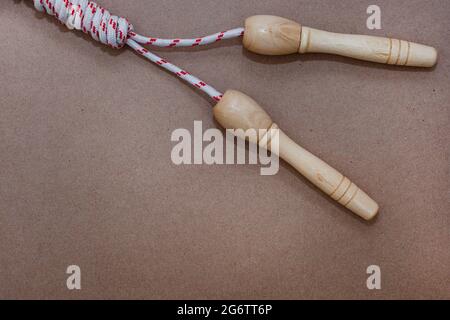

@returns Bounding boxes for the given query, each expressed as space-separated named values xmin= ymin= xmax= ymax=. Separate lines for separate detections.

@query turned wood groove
xmin=337 ymin=183 xmax=352 ymax=203
xmin=329 ymin=175 xmax=346 ymax=198
xmin=304 ymin=28 xmax=311 ymax=53
xmin=395 ymin=39 xmax=402 ymax=65
xmin=344 ymin=187 xmax=359 ymax=207
xmin=405 ymin=41 xmax=411 ymax=66
xmin=386 ymin=38 xmax=393 ymax=64
xmin=386 ymin=39 xmax=413 ymax=66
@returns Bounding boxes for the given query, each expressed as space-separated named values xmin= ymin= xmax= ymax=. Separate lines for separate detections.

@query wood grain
xmin=243 ymin=15 xmax=301 ymax=55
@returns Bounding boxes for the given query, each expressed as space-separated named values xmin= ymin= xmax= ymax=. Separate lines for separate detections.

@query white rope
xmin=33 ymin=0 xmax=244 ymax=101
xmin=129 ymin=28 xmax=245 ymax=48
xmin=127 ymin=39 xmax=224 ymax=100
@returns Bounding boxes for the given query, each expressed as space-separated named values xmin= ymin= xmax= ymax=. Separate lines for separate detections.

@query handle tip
xmin=346 ymin=189 xmax=379 ymax=221
xmin=407 ymin=43 xmax=437 ymax=67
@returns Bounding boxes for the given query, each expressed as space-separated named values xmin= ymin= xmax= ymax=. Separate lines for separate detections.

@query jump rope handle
xmin=213 ymin=90 xmax=379 ymax=220
xmin=243 ymin=15 xmax=437 ymax=67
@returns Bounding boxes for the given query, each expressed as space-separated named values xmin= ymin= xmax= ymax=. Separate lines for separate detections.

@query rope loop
xmin=33 ymin=0 xmax=133 ymax=48
xmin=32 ymin=0 xmax=245 ymax=101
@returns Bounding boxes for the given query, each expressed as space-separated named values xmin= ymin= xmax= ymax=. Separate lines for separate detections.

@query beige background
xmin=0 ymin=0 xmax=449 ymax=299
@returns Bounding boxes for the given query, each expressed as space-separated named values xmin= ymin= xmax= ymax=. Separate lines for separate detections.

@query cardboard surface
xmin=0 ymin=0 xmax=449 ymax=299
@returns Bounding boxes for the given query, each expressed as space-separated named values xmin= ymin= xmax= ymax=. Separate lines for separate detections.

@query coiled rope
xmin=33 ymin=0 xmax=245 ymax=101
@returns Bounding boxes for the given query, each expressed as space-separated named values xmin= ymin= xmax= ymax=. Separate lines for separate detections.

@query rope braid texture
xmin=33 ymin=0 xmax=245 ymax=101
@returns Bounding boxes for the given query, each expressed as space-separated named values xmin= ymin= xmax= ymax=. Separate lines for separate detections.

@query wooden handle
xmin=214 ymin=90 xmax=379 ymax=220
xmin=243 ymin=15 xmax=437 ymax=67
xmin=274 ymin=124 xmax=378 ymax=220
xmin=299 ymin=27 xmax=437 ymax=67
